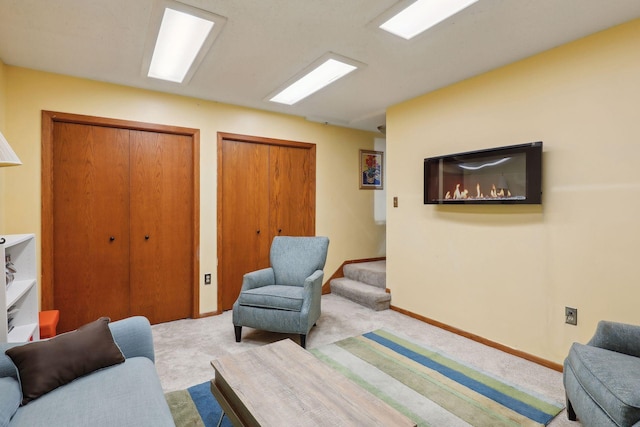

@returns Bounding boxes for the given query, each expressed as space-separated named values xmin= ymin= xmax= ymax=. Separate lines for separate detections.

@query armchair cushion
xmin=237 ymin=285 xmax=305 ymax=311
xmin=566 ymin=343 xmax=640 ymax=426
xmin=271 ymin=236 xmax=329 ymax=286
xmin=587 ymin=320 xmax=640 ymax=358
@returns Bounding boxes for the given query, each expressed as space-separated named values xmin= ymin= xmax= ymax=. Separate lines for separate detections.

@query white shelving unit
xmin=1 ymin=234 xmax=39 ymax=342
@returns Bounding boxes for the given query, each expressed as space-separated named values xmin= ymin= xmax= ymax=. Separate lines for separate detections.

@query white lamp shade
xmin=0 ymin=131 xmax=22 ymax=167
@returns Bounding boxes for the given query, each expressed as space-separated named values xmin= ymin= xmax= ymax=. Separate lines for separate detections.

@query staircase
xmin=330 ymin=260 xmax=390 ymax=311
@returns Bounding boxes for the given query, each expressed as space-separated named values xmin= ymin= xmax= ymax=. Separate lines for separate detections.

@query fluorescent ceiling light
xmin=269 ymin=58 xmax=358 ymax=105
xmin=148 ymin=8 xmax=214 ymax=83
xmin=380 ymin=0 xmax=479 ymax=40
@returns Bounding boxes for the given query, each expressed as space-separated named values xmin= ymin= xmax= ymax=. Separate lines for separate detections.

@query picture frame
xmin=359 ymin=149 xmax=384 ymax=190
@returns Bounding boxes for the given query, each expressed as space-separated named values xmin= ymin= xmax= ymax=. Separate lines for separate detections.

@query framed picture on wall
xmin=359 ymin=149 xmax=384 ymax=190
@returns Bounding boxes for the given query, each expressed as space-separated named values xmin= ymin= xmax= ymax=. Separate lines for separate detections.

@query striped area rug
xmin=166 ymin=381 xmax=232 ymax=427
xmin=311 ymin=329 xmax=563 ymax=427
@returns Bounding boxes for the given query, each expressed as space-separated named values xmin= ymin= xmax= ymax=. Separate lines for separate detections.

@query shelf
xmin=2 ymin=234 xmax=33 ymax=247
xmin=8 ymin=322 xmax=37 ymax=343
xmin=6 ymin=279 xmax=36 ymax=308
xmin=2 ymin=233 xmax=38 ymax=343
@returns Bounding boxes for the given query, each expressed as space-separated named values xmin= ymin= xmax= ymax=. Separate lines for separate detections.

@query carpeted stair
xmin=330 ymin=260 xmax=390 ymax=311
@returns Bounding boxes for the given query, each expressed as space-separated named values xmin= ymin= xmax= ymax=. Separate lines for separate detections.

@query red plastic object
xmin=39 ymin=310 xmax=60 ymax=339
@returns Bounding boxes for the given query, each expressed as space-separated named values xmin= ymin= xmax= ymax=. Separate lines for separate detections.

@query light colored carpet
xmin=152 ymin=293 xmax=576 ymax=426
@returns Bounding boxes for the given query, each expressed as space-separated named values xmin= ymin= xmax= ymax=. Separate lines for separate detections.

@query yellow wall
xmin=2 ymin=67 xmax=385 ymax=314
xmin=387 ymin=19 xmax=640 ymax=364
xmin=0 ymin=60 xmax=6 ymax=230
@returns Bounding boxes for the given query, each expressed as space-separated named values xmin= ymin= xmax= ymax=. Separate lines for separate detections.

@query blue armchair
xmin=564 ymin=320 xmax=640 ymax=426
xmin=232 ymin=236 xmax=329 ymax=348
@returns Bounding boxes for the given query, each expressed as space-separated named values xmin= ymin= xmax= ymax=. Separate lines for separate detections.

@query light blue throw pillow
xmin=0 ymin=377 xmax=21 ymax=427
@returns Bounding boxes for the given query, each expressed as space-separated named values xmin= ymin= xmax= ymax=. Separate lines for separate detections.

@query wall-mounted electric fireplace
xmin=424 ymin=142 xmax=542 ymax=205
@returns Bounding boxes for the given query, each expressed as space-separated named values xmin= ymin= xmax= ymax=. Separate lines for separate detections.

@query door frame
xmin=216 ymin=132 xmax=316 ymax=312
xmin=41 ymin=111 xmax=201 ymax=319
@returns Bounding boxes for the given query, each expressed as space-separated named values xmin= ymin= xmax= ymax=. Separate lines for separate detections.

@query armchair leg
xmin=234 ymin=326 xmax=242 ymax=343
xmin=566 ymin=396 xmax=577 ymax=421
xmin=300 ymin=334 xmax=306 ymax=349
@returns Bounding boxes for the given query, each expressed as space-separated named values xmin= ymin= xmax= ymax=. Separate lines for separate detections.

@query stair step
xmin=343 ymin=260 xmax=386 ymax=290
xmin=330 ymin=278 xmax=390 ymax=311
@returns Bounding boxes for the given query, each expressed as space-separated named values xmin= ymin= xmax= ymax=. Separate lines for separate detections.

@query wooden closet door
xmin=219 ymin=139 xmax=270 ymax=311
xmin=270 ymin=145 xmax=315 ymax=237
xmin=129 ymin=131 xmax=194 ymax=324
xmin=52 ymin=123 xmax=130 ymax=333
xmin=218 ymin=134 xmax=316 ymax=312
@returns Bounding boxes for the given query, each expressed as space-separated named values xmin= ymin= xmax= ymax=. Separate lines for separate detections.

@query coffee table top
xmin=210 ymin=338 xmax=416 ymax=427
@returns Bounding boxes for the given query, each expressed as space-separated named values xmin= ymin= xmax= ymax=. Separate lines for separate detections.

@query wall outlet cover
xmin=565 ymin=307 xmax=577 ymax=325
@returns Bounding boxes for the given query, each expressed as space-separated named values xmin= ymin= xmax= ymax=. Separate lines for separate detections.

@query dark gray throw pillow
xmin=5 ymin=317 xmax=125 ymax=405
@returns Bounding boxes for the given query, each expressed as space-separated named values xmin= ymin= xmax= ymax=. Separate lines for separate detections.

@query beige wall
xmin=1 ymin=66 xmax=385 ymax=314
xmin=386 ymin=19 xmax=640 ymax=364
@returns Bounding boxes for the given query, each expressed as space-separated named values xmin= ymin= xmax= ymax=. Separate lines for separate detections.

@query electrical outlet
xmin=204 ymin=273 xmax=211 ymax=285
xmin=565 ymin=307 xmax=577 ymax=325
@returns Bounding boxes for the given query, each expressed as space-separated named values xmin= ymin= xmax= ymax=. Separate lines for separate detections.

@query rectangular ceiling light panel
xmin=270 ymin=58 xmax=358 ymax=105
xmin=380 ymin=0 xmax=479 ymax=40
xmin=148 ymin=8 xmax=214 ymax=83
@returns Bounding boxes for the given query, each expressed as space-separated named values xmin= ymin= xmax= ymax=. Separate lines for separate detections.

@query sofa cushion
xmin=0 ymin=377 xmax=21 ymax=427
xmin=567 ymin=343 xmax=640 ymax=426
xmin=5 ymin=317 xmax=125 ymax=405
xmin=238 ymin=285 xmax=304 ymax=311
xmin=8 ymin=357 xmax=174 ymax=427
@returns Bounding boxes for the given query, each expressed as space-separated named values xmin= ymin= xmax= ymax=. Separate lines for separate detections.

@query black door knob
xmin=109 ymin=236 xmax=115 ymax=242
xmin=145 ymin=235 xmax=150 ymax=240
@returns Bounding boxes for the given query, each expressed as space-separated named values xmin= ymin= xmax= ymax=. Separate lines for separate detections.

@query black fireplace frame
xmin=424 ymin=142 xmax=542 ymax=205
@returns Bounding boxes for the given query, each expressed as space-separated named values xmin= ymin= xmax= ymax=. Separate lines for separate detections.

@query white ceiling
xmin=1 ymin=0 xmax=640 ymax=132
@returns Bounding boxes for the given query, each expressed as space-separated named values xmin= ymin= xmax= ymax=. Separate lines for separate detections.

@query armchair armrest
xmin=241 ymin=267 xmax=275 ymax=291
xmin=303 ymin=270 xmax=324 ymax=291
xmin=587 ymin=320 xmax=640 ymax=357
xmin=300 ymin=270 xmax=324 ymax=329
xmin=109 ymin=316 xmax=155 ymax=362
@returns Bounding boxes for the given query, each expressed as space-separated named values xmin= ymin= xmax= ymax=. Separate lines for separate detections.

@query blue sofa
xmin=0 ymin=316 xmax=174 ymax=427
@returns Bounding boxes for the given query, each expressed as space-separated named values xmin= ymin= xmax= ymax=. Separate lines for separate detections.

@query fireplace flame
xmin=443 ymin=182 xmax=516 ymax=201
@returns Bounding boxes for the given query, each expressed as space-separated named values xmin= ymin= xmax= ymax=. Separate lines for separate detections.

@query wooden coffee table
xmin=210 ymin=338 xmax=416 ymax=427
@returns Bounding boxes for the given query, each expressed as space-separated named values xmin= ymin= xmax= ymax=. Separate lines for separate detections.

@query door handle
xmin=278 ymin=229 xmax=282 ymax=234
xmin=109 ymin=236 xmax=115 ymax=242
xmin=145 ymin=235 xmax=150 ymax=240
xmin=256 ymin=230 xmax=261 ymax=234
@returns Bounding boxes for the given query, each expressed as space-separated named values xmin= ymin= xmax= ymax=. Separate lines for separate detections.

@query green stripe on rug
xmin=311 ymin=329 xmax=563 ymax=427
xmin=165 ymin=389 xmax=206 ymax=427
xmin=314 ymin=347 xmax=436 ymax=427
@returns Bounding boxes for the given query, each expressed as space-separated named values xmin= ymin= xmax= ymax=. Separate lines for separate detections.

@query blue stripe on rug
xmin=363 ymin=331 xmax=554 ymax=425
xmin=187 ymin=382 xmax=233 ymax=427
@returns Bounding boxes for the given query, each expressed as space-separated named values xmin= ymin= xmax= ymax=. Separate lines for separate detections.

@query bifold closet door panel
xmin=269 ymin=145 xmax=315 ymax=238
xmin=219 ymin=140 xmax=270 ymax=311
xmin=52 ymin=123 xmax=131 ymax=333
xmin=129 ymin=131 xmax=194 ymax=325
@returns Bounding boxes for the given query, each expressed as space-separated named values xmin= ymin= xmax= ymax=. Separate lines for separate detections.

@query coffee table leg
xmin=216 ymin=411 xmax=225 ymax=427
